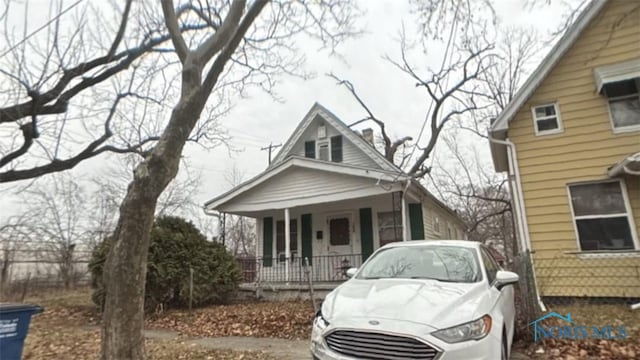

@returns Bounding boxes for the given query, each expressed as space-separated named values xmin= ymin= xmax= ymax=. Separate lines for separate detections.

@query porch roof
xmin=204 ymin=156 xmax=410 ymax=215
xmin=609 ymin=152 xmax=640 ymax=177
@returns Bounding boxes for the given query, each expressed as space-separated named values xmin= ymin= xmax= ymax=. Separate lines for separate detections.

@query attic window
xmin=305 ymin=141 xmax=315 ymax=158
xmin=318 ymin=124 xmax=327 ymax=139
xmin=602 ymin=78 xmax=640 ymax=132
xmin=531 ymin=103 xmax=563 ymax=135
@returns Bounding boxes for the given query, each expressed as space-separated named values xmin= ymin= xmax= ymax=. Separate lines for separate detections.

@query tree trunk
xmin=101 ymin=94 xmax=203 ymax=359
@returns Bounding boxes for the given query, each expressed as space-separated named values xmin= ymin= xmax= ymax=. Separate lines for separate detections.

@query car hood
xmin=322 ymin=278 xmax=491 ymax=330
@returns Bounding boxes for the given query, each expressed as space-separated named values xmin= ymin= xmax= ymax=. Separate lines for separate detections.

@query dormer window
xmin=531 ymin=103 xmax=563 ymax=135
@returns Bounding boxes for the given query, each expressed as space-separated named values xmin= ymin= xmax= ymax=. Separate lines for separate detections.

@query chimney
xmin=362 ymin=128 xmax=374 ymax=145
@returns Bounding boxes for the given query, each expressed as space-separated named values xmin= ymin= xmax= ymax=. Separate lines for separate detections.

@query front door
xmin=327 ymin=214 xmax=352 ymax=255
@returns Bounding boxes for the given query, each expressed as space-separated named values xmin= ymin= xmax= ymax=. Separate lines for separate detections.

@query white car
xmin=310 ymin=240 xmax=518 ymax=360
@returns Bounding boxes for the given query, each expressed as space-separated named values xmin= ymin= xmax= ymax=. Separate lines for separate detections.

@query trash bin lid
xmin=0 ymin=303 xmax=44 ymax=314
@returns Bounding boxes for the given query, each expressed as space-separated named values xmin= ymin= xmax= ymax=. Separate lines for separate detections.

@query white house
xmin=205 ymin=103 xmax=465 ymax=283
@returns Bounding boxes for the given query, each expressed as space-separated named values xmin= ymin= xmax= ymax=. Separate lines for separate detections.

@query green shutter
xmin=409 ymin=203 xmax=425 ymax=240
xmin=359 ymin=208 xmax=374 ymax=261
xmin=301 ymin=214 xmax=313 ymax=265
xmin=263 ymin=217 xmax=273 ymax=267
xmin=331 ymin=136 xmax=343 ymax=162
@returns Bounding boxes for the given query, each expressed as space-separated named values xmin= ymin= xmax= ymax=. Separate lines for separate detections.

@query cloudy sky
xmin=0 ymin=0 xmax=579 ymax=232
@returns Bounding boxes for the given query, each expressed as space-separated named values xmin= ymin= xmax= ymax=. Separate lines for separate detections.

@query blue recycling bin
xmin=0 ymin=304 xmax=43 ymax=360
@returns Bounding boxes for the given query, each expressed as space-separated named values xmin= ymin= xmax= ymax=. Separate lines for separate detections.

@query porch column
xmin=285 ymin=207 xmax=290 ymax=282
xmin=401 ymin=191 xmax=408 ymax=241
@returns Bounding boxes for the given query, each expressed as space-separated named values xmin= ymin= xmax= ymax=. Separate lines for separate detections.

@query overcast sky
xmin=0 ymin=0 xmax=578 ymax=231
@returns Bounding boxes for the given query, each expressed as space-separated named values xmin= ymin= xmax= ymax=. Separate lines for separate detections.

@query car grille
xmin=325 ymin=330 xmax=439 ymax=360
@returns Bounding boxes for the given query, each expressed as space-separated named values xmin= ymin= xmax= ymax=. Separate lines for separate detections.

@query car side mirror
xmin=495 ymin=270 xmax=519 ymax=290
xmin=346 ymin=267 xmax=358 ymax=278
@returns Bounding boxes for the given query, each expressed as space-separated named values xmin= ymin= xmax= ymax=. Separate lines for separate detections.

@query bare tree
xmin=331 ymin=22 xmax=494 ymax=178
xmin=223 ymin=164 xmax=255 ymax=256
xmin=18 ymin=174 xmax=91 ymax=289
xmin=0 ymin=214 xmax=33 ymax=294
xmin=431 ymin=134 xmax=515 ymax=260
xmin=95 ymin=2 xmax=359 ymax=359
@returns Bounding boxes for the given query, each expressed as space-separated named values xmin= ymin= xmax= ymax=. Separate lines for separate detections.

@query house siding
xmin=422 ymin=198 xmax=466 ymax=241
xmin=507 ymin=0 xmax=640 ymax=297
xmin=219 ymin=167 xmax=399 ymax=212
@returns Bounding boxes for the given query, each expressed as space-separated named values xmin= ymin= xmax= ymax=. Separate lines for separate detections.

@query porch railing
xmin=237 ymin=253 xmax=364 ymax=284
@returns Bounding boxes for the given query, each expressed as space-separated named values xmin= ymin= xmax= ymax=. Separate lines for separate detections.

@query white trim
xmin=566 ymin=178 xmax=639 ymax=252
xmin=531 ymin=102 xmax=564 ymax=136
xmin=490 ymin=0 xmax=607 ymax=133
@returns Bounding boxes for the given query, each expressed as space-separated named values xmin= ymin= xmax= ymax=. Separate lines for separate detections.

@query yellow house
xmin=489 ymin=0 xmax=640 ymax=298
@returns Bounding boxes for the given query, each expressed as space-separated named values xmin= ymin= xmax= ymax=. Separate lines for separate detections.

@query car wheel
xmin=501 ymin=329 xmax=509 ymax=360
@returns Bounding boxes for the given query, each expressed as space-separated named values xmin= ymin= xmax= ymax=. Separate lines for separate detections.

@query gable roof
xmin=270 ymin=102 xmax=401 ymax=173
xmin=490 ymin=0 xmax=608 ymax=137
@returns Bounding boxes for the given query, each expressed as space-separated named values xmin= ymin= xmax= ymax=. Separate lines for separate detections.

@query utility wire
xmin=0 ymin=0 xmax=84 ymax=58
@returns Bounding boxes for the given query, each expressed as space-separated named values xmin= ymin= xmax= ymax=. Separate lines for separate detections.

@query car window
xmin=357 ymin=245 xmax=481 ymax=283
xmin=480 ymin=247 xmax=499 ymax=284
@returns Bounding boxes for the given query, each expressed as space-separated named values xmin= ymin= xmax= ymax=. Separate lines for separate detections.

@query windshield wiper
xmin=408 ymin=276 xmax=459 ymax=282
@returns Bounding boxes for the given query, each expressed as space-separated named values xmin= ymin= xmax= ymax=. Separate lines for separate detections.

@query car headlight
xmin=314 ymin=310 xmax=329 ymax=330
xmin=432 ymin=315 xmax=492 ymax=343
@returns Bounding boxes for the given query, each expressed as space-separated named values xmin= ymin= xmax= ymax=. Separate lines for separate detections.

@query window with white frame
xmin=531 ymin=103 xmax=562 ymax=135
xmin=377 ymin=211 xmax=403 ymax=247
xmin=602 ymin=79 xmax=640 ymax=131
xmin=568 ymin=180 xmax=635 ymax=251
xmin=433 ymin=216 xmax=441 ymax=234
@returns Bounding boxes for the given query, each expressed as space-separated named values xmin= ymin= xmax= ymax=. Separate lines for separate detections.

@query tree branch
xmin=161 ymin=0 xmax=189 ymax=63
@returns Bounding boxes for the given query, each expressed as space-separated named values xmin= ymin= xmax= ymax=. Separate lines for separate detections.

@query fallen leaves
xmin=23 ymin=321 xmax=277 ymax=360
xmin=146 ymin=300 xmax=315 ymax=340
xmin=515 ymin=304 xmax=640 ymax=359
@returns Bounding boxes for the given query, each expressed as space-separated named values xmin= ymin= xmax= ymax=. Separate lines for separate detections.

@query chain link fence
xmin=513 ymin=250 xmax=640 ymax=342
xmin=1 ymin=247 xmax=92 ymax=301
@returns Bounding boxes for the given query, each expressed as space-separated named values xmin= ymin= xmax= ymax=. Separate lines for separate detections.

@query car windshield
xmin=357 ymin=245 xmax=481 ymax=283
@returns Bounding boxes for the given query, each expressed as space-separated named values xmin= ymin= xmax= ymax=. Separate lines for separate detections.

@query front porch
xmin=237 ymin=253 xmax=364 ymax=284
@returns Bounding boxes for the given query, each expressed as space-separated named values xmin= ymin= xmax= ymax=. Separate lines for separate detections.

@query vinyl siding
xmin=422 ymin=198 xmax=466 ymax=241
xmin=218 ymin=167 xmax=399 ymax=212
xmin=507 ymin=0 xmax=640 ymax=297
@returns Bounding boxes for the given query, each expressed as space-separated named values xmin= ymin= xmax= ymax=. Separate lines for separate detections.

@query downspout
xmin=488 ymin=135 xmax=546 ymax=312
xmin=487 ymin=137 xmax=531 ymax=253
xmin=401 ymin=180 xmax=412 ymax=241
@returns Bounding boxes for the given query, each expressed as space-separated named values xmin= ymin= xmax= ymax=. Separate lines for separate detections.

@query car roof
xmin=382 ymin=240 xmax=481 ymax=249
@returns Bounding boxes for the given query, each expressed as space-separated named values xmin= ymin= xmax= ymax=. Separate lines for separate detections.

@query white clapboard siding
xmin=219 ymin=167 xmax=389 ymax=212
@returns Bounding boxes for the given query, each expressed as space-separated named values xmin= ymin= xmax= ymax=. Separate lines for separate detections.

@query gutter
xmin=488 ymin=134 xmax=546 ymax=312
